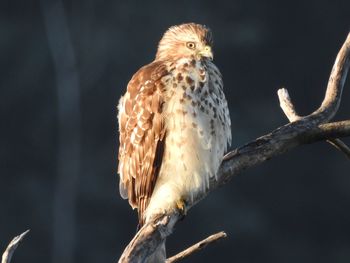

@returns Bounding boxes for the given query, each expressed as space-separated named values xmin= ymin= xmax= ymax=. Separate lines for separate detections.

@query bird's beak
xmin=199 ymin=45 xmax=213 ymax=60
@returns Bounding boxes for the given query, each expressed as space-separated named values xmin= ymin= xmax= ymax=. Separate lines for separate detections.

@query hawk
xmin=117 ymin=23 xmax=231 ymax=227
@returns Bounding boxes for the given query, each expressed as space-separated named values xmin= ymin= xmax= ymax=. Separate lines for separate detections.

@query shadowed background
xmin=1 ymin=0 xmax=350 ymax=262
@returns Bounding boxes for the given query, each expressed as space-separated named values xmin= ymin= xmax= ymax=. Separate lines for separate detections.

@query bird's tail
xmin=138 ymin=196 xmax=150 ymax=227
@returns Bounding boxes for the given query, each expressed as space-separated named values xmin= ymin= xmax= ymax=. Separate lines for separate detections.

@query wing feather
xmin=117 ymin=61 xmax=168 ymax=226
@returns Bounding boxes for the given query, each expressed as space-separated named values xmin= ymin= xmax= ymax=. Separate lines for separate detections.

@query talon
xmin=176 ymin=199 xmax=187 ymax=219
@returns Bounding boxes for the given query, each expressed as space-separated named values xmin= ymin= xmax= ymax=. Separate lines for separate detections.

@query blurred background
xmin=1 ymin=0 xmax=350 ymax=262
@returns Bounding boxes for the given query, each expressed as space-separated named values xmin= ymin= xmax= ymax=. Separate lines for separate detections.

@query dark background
xmin=1 ymin=0 xmax=350 ymax=262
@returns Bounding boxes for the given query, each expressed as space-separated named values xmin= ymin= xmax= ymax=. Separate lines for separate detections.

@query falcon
xmin=117 ymin=23 xmax=231 ymax=227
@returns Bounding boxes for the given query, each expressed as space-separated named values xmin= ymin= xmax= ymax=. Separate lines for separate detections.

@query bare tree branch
xmin=277 ymin=87 xmax=300 ymax=122
xmin=326 ymin=138 xmax=350 ymax=159
xmin=166 ymin=231 xmax=227 ymax=263
xmin=2 ymin=230 xmax=30 ymax=263
xmin=278 ymin=88 xmax=350 ymax=159
xmin=118 ymin=32 xmax=350 ymax=263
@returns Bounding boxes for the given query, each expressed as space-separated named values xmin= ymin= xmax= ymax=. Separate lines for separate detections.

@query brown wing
xmin=117 ymin=61 xmax=168 ymax=226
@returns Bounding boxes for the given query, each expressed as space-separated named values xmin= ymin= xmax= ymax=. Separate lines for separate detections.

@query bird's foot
xmin=176 ymin=198 xmax=187 ymax=220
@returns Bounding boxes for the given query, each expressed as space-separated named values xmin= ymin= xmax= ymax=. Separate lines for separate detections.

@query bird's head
xmin=156 ymin=23 xmax=213 ymax=62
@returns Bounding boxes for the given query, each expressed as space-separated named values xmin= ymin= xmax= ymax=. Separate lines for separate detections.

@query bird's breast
xmin=153 ymin=59 xmax=230 ymax=201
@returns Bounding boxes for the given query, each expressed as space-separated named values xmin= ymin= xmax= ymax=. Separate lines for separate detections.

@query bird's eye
xmin=186 ymin=42 xmax=196 ymax=49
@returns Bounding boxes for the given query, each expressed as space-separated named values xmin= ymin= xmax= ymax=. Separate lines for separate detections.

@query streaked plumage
xmin=117 ymin=23 xmax=231 ymax=227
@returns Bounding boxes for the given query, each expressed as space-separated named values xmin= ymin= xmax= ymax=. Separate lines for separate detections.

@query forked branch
xmin=278 ymin=88 xmax=350 ymax=159
xmin=117 ymin=33 xmax=350 ymax=262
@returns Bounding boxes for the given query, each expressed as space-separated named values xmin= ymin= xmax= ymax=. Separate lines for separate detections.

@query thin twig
xmin=278 ymin=87 xmax=350 ymax=159
xmin=277 ymin=88 xmax=300 ymax=122
xmin=2 ymin=230 xmax=30 ymax=263
xmin=166 ymin=231 xmax=227 ymax=263
xmin=326 ymin=138 xmax=350 ymax=159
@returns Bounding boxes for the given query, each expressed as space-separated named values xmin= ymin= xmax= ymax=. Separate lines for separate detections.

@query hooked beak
xmin=198 ymin=45 xmax=213 ymax=60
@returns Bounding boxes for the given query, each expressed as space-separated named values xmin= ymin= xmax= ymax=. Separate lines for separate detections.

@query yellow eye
xmin=186 ymin=42 xmax=196 ymax=49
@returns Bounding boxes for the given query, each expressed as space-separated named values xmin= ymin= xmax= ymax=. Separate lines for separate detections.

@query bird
xmin=117 ymin=22 xmax=231 ymax=233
